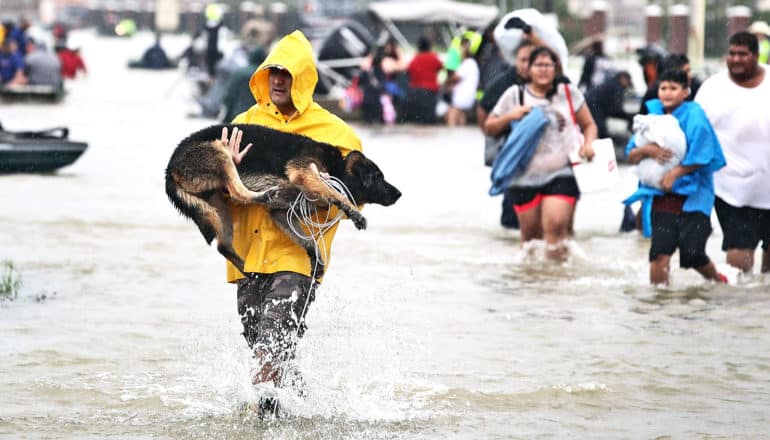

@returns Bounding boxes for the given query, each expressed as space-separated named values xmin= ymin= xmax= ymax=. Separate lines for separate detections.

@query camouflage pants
xmin=236 ymin=272 xmax=317 ymax=364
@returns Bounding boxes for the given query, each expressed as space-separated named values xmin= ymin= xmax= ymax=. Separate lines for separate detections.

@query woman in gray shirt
xmin=485 ymin=46 xmax=597 ymax=261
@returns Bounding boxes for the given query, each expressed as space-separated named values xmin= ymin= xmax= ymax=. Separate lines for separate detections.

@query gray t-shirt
xmin=25 ymin=51 xmax=62 ymax=88
xmin=491 ymin=83 xmax=585 ymax=187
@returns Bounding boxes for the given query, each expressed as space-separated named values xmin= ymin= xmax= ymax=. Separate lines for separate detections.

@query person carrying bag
xmin=484 ymin=46 xmax=597 ymax=261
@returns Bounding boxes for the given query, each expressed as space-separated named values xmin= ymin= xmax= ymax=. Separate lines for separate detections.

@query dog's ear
xmin=346 ymin=151 xmax=377 ymax=187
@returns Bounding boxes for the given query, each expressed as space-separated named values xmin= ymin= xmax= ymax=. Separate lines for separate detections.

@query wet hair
xmin=658 ymin=68 xmax=688 ymax=88
xmin=527 ymin=46 xmax=563 ymax=99
xmin=662 ymin=53 xmax=689 ymax=71
xmin=729 ymin=31 xmax=759 ymax=55
xmin=417 ymin=36 xmax=431 ymax=52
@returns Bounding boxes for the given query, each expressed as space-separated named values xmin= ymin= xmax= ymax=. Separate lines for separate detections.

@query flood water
xmin=1 ymin=31 xmax=769 ymax=439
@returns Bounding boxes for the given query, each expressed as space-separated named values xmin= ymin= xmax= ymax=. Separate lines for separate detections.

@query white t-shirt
xmin=695 ymin=66 xmax=770 ymax=208
xmin=491 ymin=83 xmax=584 ymax=187
xmin=451 ymin=58 xmax=480 ymax=110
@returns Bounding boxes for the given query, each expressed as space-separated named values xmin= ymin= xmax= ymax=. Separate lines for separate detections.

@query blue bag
xmin=489 ymin=106 xmax=549 ymax=196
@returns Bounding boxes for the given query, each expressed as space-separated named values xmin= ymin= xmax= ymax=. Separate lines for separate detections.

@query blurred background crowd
xmin=2 ymin=0 xmax=769 ymax=147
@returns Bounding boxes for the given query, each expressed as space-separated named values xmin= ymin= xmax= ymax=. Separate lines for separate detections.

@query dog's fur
xmin=165 ymin=123 xmax=401 ymax=278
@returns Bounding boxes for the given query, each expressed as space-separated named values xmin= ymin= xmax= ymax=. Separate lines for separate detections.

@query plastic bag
xmin=632 ymin=114 xmax=686 ymax=189
xmin=569 ymin=138 xmax=619 ymax=193
xmin=494 ymin=9 xmax=569 ymax=69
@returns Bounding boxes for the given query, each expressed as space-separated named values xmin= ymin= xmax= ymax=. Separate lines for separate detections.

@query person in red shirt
xmin=55 ymin=45 xmax=86 ymax=79
xmin=402 ymin=37 xmax=444 ymax=123
xmin=408 ymin=37 xmax=443 ymax=92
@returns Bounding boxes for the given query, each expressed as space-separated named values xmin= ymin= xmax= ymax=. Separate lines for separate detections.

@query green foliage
xmin=0 ymin=260 xmax=22 ymax=302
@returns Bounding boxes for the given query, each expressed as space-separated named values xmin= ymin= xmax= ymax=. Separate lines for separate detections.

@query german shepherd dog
xmin=165 ymin=124 xmax=401 ymax=278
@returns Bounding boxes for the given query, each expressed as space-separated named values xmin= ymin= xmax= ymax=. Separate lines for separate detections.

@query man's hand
xmin=221 ymin=126 xmax=253 ymax=165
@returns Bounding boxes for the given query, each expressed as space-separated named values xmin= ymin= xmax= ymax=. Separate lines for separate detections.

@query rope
xmin=285 ymin=175 xmax=357 ymax=273
xmin=265 ymin=176 xmax=356 ymax=418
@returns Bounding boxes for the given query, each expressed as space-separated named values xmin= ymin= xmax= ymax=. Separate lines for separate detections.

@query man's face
xmin=268 ymin=67 xmax=293 ymax=110
xmin=515 ymin=45 xmax=533 ymax=79
xmin=726 ymin=44 xmax=758 ymax=81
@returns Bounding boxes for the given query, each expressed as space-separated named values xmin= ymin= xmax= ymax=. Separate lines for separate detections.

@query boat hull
xmin=0 ymin=140 xmax=88 ymax=173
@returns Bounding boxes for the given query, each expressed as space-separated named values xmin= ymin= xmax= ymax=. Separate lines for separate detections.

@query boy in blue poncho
xmin=624 ymin=69 xmax=727 ymax=285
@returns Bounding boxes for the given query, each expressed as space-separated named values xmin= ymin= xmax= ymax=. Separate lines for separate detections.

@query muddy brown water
xmin=1 ymin=30 xmax=769 ymax=439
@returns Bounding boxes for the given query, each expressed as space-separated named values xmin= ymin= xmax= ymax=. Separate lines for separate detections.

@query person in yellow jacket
xmin=222 ymin=30 xmax=362 ymax=393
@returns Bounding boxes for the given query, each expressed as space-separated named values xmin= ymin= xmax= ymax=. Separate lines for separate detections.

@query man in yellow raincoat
xmin=222 ymin=30 xmax=362 ymax=393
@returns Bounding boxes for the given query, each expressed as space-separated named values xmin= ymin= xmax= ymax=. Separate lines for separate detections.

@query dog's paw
xmin=350 ymin=212 xmax=367 ymax=230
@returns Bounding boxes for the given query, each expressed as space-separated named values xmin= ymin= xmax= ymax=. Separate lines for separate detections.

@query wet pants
xmin=236 ymin=272 xmax=316 ymax=364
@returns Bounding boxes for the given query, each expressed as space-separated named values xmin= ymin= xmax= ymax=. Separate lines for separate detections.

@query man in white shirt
xmin=695 ymin=32 xmax=770 ymax=273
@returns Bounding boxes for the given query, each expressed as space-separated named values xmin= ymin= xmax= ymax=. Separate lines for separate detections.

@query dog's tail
xmin=165 ymin=168 xmax=218 ymax=244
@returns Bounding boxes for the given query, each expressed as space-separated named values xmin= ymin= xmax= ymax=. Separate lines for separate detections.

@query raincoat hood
xmin=249 ymin=30 xmax=317 ymax=115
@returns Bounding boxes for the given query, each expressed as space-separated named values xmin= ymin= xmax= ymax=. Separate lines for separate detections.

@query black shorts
xmin=237 ymin=272 xmax=316 ymax=363
xmin=511 ymin=176 xmax=580 ymax=213
xmin=649 ymin=210 xmax=712 ymax=268
xmin=714 ymin=197 xmax=770 ymax=251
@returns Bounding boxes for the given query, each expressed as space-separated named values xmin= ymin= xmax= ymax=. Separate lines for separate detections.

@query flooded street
xmin=2 ymin=31 xmax=770 ymax=439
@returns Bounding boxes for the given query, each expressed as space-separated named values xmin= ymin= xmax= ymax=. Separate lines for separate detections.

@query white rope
xmin=287 ymin=175 xmax=357 ymax=327
xmin=285 ymin=176 xmax=357 ymax=274
xmin=265 ymin=176 xmax=357 ymax=418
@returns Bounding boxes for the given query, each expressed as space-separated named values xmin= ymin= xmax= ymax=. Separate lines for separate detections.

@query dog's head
xmin=343 ymin=151 xmax=401 ymax=206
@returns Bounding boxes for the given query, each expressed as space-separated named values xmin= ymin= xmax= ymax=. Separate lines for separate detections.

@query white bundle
xmin=493 ymin=9 xmax=569 ymax=69
xmin=632 ymin=114 xmax=687 ymax=189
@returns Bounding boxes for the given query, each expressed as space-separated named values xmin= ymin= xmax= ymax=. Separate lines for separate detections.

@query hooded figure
xmin=224 ymin=31 xmax=362 ymax=406
xmin=227 ymin=30 xmax=362 ymax=282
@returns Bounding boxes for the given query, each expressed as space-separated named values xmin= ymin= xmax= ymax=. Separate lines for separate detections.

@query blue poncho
xmin=623 ymin=99 xmax=726 ymax=237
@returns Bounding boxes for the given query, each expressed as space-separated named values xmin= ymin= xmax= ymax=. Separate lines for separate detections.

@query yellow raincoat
xmin=227 ymin=30 xmax=362 ymax=283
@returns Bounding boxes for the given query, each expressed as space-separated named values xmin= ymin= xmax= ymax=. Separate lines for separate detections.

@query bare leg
xmin=457 ymin=109 xmax=467 ymax=126
xmin=541 ymin=197 xmax=575 ymax=262
xmin=252 ymin=351 xmax=280 ymax=385
xmin=650 ymin=254 xmax=671 ymax=285
xmin=446 ymin=107 xmax=461 ymax=126
xmin=695 ymin=260 xmax=726 ymax=283
xmin=516 ymin=204 xmax=544 ymax=243
xmin=762 ymin=248 xmax=770 ymax=273
xmin=726 ymin=248 xmax=754 ymax=273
